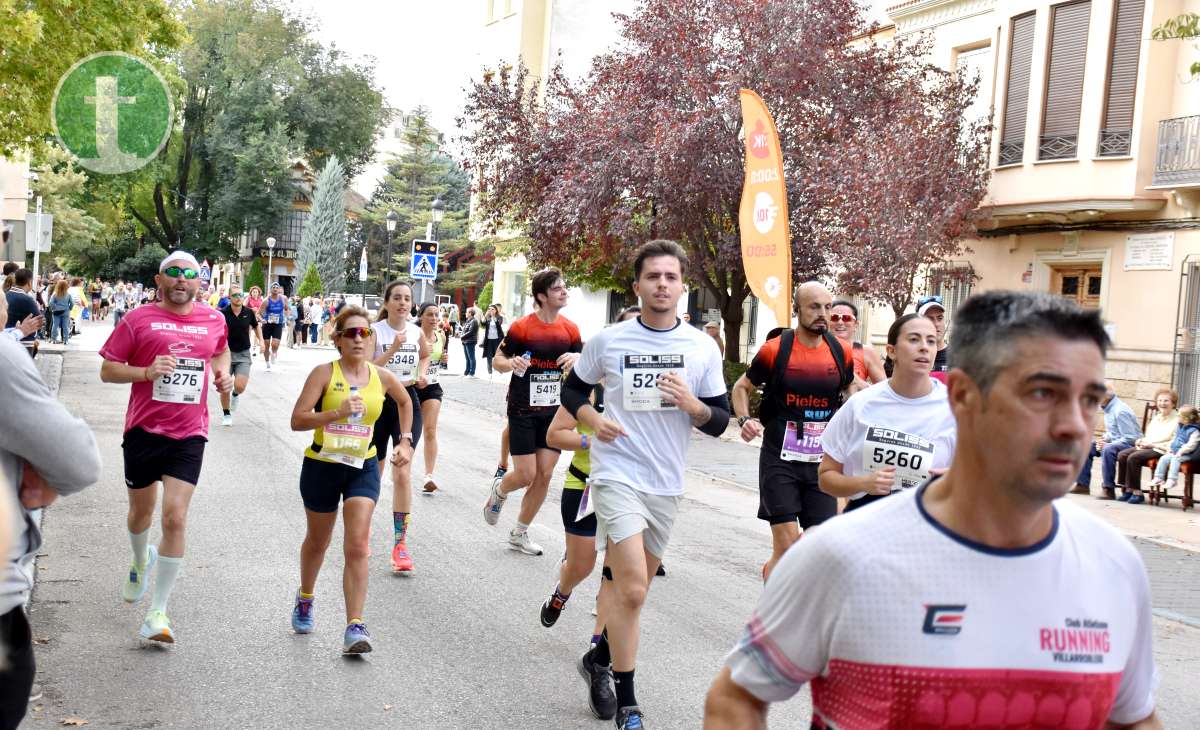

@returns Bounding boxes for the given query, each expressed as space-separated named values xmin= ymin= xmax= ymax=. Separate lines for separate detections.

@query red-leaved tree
xmin=459 ymin=0 xmax=990 ymax=360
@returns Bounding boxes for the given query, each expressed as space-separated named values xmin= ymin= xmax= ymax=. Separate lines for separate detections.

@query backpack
xmin=759 ymin=328 xmax=853 ymax=424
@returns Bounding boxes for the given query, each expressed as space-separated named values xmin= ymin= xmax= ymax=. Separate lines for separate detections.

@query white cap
xmin=159 ymin=250 xmax=200 ymax=272
xmin=917 ymin=300 xmax=945 ymax=317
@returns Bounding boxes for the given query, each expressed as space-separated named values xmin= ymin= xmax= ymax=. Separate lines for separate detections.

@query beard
xmin=164 ymin=286 xmax=193 ymax=304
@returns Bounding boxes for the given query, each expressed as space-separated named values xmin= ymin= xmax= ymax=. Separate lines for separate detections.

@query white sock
xmin=514 ymin=521 xmax=530 ymax=535
xmin=129 ymin=528 xmax=150 ymax=566
xmin=150 ymin=556 xmax=182 ymax=613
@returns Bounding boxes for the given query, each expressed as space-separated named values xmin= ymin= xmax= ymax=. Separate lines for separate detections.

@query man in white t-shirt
xmin=563 ymin=240 xmax=730 ymax=730
xmin=706 ymin=290 xmax=1160 ymax=730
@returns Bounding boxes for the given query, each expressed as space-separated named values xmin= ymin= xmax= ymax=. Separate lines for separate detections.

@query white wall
xmin=561 ymin=285 xmax=610 ymax=340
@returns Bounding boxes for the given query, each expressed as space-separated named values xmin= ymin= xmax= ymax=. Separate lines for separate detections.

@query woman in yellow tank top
xmin=288 ymin=305 xmax=415 ymax=654
xmin=415 ymin=303 xmax=450 ymax=493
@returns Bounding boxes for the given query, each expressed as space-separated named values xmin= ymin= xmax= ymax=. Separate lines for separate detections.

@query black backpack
xmin=759 ymin=328 xmax=853 ymax=423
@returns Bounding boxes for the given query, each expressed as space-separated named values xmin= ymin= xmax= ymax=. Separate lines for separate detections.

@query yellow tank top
xmin=304 ymin=360 xmax=385 ymax=466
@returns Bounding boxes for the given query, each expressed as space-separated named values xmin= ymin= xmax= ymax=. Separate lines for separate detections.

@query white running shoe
xmin=121 ymin=545 xmax=157 ymax=603
xmin=507 ymin=529 xmax=544 ymax=556
xmin=266 ymin=360 xmax=272 ymax=372
xmin=222 ymin=413 xmax=233 ymax=427
xmin=230 ymin=393 xmax=239 ymax=413
xmin=483 ymin=479 xmax=507 ymax=526
xmin=140 ymin=609 xmax=174 ymax=643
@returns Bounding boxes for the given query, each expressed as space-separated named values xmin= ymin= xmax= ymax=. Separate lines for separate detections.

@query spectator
xmin=0 ymin=292 xmax=101 ymax=727
xmin=306 ymin=296 xmax=321 ymax=345
xmin=703 ymin=320 xmax=726 ymax=358
xmin=1116 ymin=388 xmax=1179 ymax=504
xmin=287 ymin=296 xmax=301 ymax=348
xmin=1076 ymin=383 xmax=1142 ymax=499
xmin=1150 ymin=405 xmax=1200 ymax=495
xmin=460 ymin=306 xmax=479 ymax=376
xmin=47 ymin=280 xmax=73 ymax=345
xmin=67 ymin=278 xmax=85 ymax=335
xmin=480 ymin=304 xmax=505 ymax=376
xmin=111 ymin=283 xmax=129 ymax=327
xmin=5 ymin=269 xmax=43 ymax=355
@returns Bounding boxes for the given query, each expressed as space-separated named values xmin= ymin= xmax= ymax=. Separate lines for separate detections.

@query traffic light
xmin=413 ymin=239 xmax=439 ymax=257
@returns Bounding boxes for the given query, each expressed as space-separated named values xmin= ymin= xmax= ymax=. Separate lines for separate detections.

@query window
xmin=956 ymin=45 xmax=994 ymax=132
xmin=1000 ymin=12 xmax=1037 ymax=166
xmin=1099 ymin=0 xmax=1145 ymax=156
xmin=927 ymin=264 xmax=974 ymax=322
xmin=280 ymin=209 xmax=309 ymax=249
xmin=1039 ymin=1 xmax=1092 ymax=160
xmin=1051 ymin=265 xmax=1101 ymax=308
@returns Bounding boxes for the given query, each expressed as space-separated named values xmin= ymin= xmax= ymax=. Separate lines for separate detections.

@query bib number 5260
xmin=872 ymin=447 xmax=923 ymax=471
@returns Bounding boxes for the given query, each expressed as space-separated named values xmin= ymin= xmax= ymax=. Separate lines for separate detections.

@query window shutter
xmin=1040 ymin=1 xmax=1092 ymax=160
xmin=1099 ymin=0 xmax=1145 ymax=156
xmin=1000 ymin=12 xmax=1036 ymax=166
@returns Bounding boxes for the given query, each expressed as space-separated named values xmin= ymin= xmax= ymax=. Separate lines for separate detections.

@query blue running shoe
xmin=615 ymin=706 xmax=644 ymax=729
xmin=291 ymin=593 xmax=314 ymax=634
xmin=343 ymin=622 xmax=373 ymax=654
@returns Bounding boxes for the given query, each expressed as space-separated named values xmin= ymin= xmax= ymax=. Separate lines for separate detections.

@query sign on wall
xmin=1124 ymin=232 xmax=1174 ymax=271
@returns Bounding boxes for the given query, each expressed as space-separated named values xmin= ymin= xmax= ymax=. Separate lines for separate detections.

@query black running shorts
xmin=261 ymin=322 xmax=283 ymax=341
xmin=756 ymin=444 xmax=836 ymax=527
xmin=371 ymin=385 xmax=423 ymax=459
xmin=508 ymin=412 xmax=559 ymax=457
xmin=560 ymin=487 xmax=598 ymax=537
xmin=415 ymin=383 xmax=444 ymax=403
xmin=299 ymin=455 xmax=381 ymax=512
xmin=122 ymin=426 xmax=206 ymax=489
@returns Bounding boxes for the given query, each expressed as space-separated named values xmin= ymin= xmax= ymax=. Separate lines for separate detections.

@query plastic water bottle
xmin=347 ymin=385 xmax=362 ymax=424
xmin=520 ymin=351 xmax=533 ymax=377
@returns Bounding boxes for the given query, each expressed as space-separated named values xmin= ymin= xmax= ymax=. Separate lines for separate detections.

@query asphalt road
xmin=24 ymin=325 xmax=1200 ymax=728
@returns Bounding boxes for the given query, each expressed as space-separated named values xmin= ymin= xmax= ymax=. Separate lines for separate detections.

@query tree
xmin=1153 ymin=13 xmax=1200 ymax=78
xmin=460 ymin=0 xmax=990 ymax=360
xmin=31 ymin=143 xmax=106 ymax=274
xmin=116 ymin=243 xmax=169 ymax=287
xmin=297 ymin=263 xmax=324 ymax=298
xmin=477 ymin=281 xmax=494 ymax=310
xmin=298 ymin=155 xmax=348 ymax=293
xmin=0 ymin=0 xmax=184 ymax=156
xmin=244 ymin=258 xmax=265 ymax=293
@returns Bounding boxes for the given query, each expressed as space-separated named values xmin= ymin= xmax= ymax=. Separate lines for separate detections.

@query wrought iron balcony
xmin=998 ymin=140 xmax=1024 ymax=166
xmin=1098 ymin=128 xmax=1132 ymax=157
xmin=1153 ymin=115 xmax=1200 ymax=187
xmin=1038 ymin=134 xmax=1077 ymax=161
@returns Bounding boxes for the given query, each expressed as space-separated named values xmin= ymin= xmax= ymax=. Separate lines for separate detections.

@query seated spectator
xmin=1116 ymin=389 xmax=1179 ymax=505
xmin=1150 ymin=404 xmax=1200 ymax=494
xmin=1076 ymin=383 xmax=1143 ymax=499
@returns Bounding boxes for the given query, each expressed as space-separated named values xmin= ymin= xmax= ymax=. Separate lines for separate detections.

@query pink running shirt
xmin=100 ymin=302 xmax=229 ymax=440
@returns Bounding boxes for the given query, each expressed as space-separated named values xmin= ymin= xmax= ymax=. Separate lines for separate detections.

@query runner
xmin=88 ymin=276 xmax=102 ymax=320
xmin=258 ymin=283 xmax=288 ymax=370
xmin=917 ymin=295 xmax=950 ymax=382
xmin=98 ymin=251 xmax=233 ymax=643
xmin=561 ymin=240 xmax=729 ymax=729
xmin=706 ymin=291 xmax=1159 ymax=729
xmin=415 ymin=303 xmax=449 ymax=493
xmin=818 ymin=313 xmax=957 ymax=512
xmin=482 ymin=268 xmax=583 ymax=556
xmin=218 ymin=287 xmax=265 ymax=426
xmin=731 ymin=281 xmax=854 ymax=581
xmin=289 ymin=305 xmax=415 ymax=653
xmin=370 ymin=281 xmax=429 ymax=574
xmin=829 ymin=299 xmax=885 ymax=385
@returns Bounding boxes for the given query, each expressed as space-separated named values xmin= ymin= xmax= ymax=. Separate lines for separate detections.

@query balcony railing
xmin=1153 ymin=115 xmax=1200 ymax=187
xmin=998 ymin=140 xmax=1024 ymax=166
xmin=1038 ymin=134 xmax=1077 ymax=161
xmin=1098 ymin=128 xmax=1132 ymax=157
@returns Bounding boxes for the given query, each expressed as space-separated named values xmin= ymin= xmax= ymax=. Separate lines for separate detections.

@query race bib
xmin=152 ymin=358 xmax=204 ymax=404
xmin=862 ymin=426 xmax=935 ymax=491
xmin=386 ymin=343 xmax=420 ymax=380
xmin=425 ymin=361 xmax=440 ymax=385
xmin=622 ymin=354 xmax=683 ymax=411
xmin=266 ymin=313 xmax=282 ymax=324
xmin=318 ymin=422 xmax=373 ymax=469
xmin=530 ymin=371 xmax=562 ymax=407
xmin=780 ymin=421 xmax=826 ymax=463
xmin=576 ymin=482 xmax=595 ymax=521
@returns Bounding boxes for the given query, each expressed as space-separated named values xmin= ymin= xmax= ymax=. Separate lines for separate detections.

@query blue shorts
xmin=299 ymin=455 xmax=380 ymax=513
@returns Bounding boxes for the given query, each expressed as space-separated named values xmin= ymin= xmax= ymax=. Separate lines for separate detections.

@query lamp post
xmin=265 ymin=236 xmax=276 ymax=294
xmin=384 ymin=209 xmax=398 ymax=287
xmin=425 ymin=197 xmax=444 ymax=303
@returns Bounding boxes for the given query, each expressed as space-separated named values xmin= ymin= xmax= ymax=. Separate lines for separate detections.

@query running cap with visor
xmin=916 ymin=295 xmax=945 ymax=317
xmin=159 ymin=251 xmax=200 ymax=273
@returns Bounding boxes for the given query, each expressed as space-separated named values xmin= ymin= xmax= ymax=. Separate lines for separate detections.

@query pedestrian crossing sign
xmin=410 ymin=239 xmax=439 ymax=281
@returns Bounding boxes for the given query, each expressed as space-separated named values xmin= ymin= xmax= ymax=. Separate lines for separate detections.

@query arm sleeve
xmin=696 ymin=393 xmax=730 ymax=437
xmin=0 ymin=338 xmax=101 ymax=495
xmin=1107 ymin=553 xmax=1158 ymax=724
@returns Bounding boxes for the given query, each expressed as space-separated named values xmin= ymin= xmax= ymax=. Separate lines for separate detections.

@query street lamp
xmin=265 ymin=236 xmax=276 ymax=294
xmin=384 ymin=209 xmax=398 ymax=285
xmin=430 ymin=197 xmax=444 ymax=241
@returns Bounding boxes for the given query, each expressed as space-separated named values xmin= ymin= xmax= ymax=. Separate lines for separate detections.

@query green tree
xmin=297 ymin=263 xmax=324 ymax=298
xmin=244 ymin=258 xmax=265 ymax=293
xmin=31 ymin=143 xmax=106 ymax=275
xmin=298 ymin=155 xmax=347 ymax=293
xmin=1153 ymin=13 xmax=1200 ymax=78
xmin=116 ymin=243 xmax=169 ymax=287
xmin=477 ymin=281 xmax=494 ymax=310
xmin=0 ymin=0 xmax=184 ymax=156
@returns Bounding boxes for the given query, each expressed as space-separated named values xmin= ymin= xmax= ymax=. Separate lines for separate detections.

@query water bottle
xmin=347 ymin=385 xmax=362 ymax=424
xmin=520 ymin=351 xmax=533 ymax=377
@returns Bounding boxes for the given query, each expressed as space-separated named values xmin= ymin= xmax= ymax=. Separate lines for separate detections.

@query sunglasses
xmin=337 ymin=327 xmax=372 ymax=340
xmin=829 ymin=314 xmax=856 ymax=323
xmin=162 ymin=266 xmax=199 ymax=280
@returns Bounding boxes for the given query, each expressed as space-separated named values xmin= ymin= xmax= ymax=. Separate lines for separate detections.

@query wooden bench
xmin=1140 ymin=403 xmax=1195 ymax=510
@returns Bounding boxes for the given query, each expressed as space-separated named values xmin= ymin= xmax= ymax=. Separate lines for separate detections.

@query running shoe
xmin=230 ymin=393 xmax=239 ymax=413
xmin=508 ymin=529 xmax=544 ymax=556
xmin=121 ymin=545 xmax=157 ymax=604
xmin=540 ymin=589 xmax=569 ymax=627
xmin=493 ymin=465 xmax=508 ymax=480
xmin=483 ymin=480 xmax=507 ymax=526
xmin=577 ymin=648 xmax=617 ymax=720
xmin=343 ymin=622 xmax=373 ymax=654
xmin=139 ymin=609 xmax=174 ymax=643
xmin=422 ymin=475 xmax=438 ymax=494
xmin=266 ymin=360 xmax=272 ymax=372
xmin=221 ymin=413 xmax=233 ymax=427
xmin=614 ymin=706 xmax=644 ymax=729
xmin=391 ymin=541 xmax=414 ymax=574
xmin=291 ymin=592 xmax=314 ymax=634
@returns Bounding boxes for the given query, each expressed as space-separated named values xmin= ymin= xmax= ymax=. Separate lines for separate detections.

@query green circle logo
xmin=52 ymin=52 xmax=173 ymax=175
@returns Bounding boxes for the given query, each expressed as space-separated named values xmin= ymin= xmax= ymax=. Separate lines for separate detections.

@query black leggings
xmin=0 ymin=607 xmax=35 ymax=730
xmin=370 ymin=386 xmax=423 ymax=459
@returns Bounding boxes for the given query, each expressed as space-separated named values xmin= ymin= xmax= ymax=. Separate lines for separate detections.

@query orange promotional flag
xmin=738 ymin=89 xmax=792 ymax=329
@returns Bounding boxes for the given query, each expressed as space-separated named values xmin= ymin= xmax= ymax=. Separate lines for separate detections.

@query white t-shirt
xmin=372 ymin=319 xmax=423 ymax=384
xmin=726 ymin=487 xmax=1157 ymax=728
xmin=822 ymin=379 xmax=957 ymax=499
xmin=574 ymin=317 xmax=726 ymax=496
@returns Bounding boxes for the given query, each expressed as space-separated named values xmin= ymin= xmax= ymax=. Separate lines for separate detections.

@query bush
xmin=477 ymin=280 xmax=494 ymax=310
xmin=297 ymin=263 xmax=325 ymax=298
xmin=723 ymin=361 xmax=763 ymax=418
xmin=244 ymin=258 xmax=265 ymax=293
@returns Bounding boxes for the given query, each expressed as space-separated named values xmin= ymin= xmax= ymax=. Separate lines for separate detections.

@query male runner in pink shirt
xmin=100 ymin=251 xmax=232 ymax=643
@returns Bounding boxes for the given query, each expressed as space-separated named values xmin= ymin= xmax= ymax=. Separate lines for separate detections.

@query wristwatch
xmin=738 ymin=415 xmax=751 ymax=427
xmin=400 ymin=432 xmax=414 ymax=443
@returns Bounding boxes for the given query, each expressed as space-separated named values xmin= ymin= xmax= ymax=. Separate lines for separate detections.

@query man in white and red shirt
xmin=706 ymin=291 xmax=1160 ymax=730
xmin=99 ymin=251 xmax=232 ymax=645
